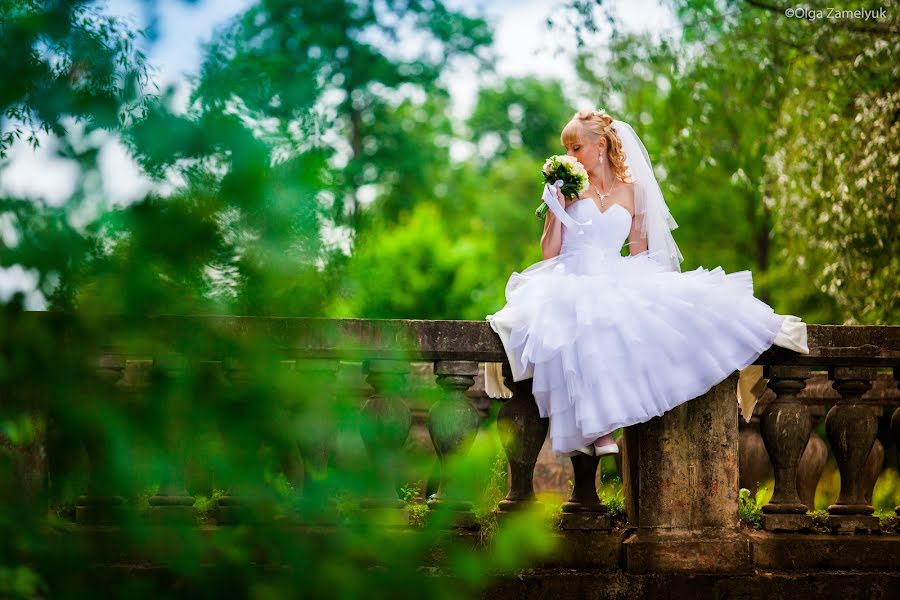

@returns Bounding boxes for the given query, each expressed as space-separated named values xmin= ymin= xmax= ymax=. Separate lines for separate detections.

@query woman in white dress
xmin=484 ymin=110 xmax=808 ymax=458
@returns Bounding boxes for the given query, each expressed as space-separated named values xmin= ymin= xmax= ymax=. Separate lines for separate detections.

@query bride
xmin=484 ymin=110 xmax=808 ymax=458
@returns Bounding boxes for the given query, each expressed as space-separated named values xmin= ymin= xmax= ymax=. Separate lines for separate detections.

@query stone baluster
xmin=76 ymin=353 xmax=126 ymax=525
xmin=559 ymin=453 xmax=611 ymax=531
xmin=496 ymin=362 xmax=548 ymax=515
xmin=862 ymin=436 xmax=885 ymax=506
xmin=825 ymin=366 xmax=880 ymax=533
xmin=759 ymin=365 xmax=813 ymax=531
xmin=145 ymin=354 xmax=204 ymax=524
xmin=891 ymin=367 xmax=899 ymax=517
xmin=795 ymin=402 xmax=828 ymax=511
xmin=425 ymin=360 xmax=481 ymax=530
xmin=215 ymin=357 xmax=267 ymax=525
xmin=291 ymin=358 xmax=340 ymax=524
xmin=358 ymin=359 xmax=411 ymax=525
xmin=738 ymin=413 xmax=770 ymax=498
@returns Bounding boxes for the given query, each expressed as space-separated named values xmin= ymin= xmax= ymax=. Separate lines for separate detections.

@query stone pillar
xmin=76 ymin=354 xmax=126 ymax=525
xmin=426 ymin=360 xmax=481 ymax=529
xmin=146 ymin=354 xmax=198 ymax=524
xmin=759 ymin=365 xmax=813 ymax=531
xmin=496 ymin=362 xmax=547 ymax=515
xmin=358 ymin=359 xmax=411 ymax=526
xmin=623 ymin=373 xmax=752 ymax=573
xmin=826 ymin=366 xmax=880 ymax=533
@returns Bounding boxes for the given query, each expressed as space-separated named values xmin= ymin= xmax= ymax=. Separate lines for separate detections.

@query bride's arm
xmin=625 ymin=186 xmax=648 ymax=255
xmin=540 ymin=188 xmax=567 ymax=259
xmin=627 ymin=215 xmax=647 ymax=255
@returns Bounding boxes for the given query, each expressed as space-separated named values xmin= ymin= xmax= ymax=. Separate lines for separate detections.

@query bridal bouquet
xmin=535 ymin=155 xmax=589 ymax=219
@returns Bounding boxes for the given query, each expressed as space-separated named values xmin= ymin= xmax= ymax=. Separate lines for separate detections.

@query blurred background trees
xmin=4 ymin=0 xmax=896 ymax=326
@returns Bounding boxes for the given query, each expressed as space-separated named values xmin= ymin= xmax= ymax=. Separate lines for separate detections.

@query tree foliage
xmin=553 ymin=0 xmax=896 ymax=323
xmin=193 ymin=0 xmax=493 ymax=234
xmin=0 ymin=0 xmax=151 ymax=157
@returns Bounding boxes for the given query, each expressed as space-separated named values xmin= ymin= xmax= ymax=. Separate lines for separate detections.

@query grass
xmin=400 ymin=481 xmax=428 ymax=528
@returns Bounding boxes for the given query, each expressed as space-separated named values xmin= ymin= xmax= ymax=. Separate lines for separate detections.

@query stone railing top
xmin=22 ymin=313 xmax=900 ymax=367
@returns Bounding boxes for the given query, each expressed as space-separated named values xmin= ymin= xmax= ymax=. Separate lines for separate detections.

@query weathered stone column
xmin=76 ymin=354 xmax=126 ymax=525
xmin=146 ymin=354 xmax=198 ymax=524
xmin=215 ymin=357 xmax=279 ymax=525
xmin=496 ymin=362 xmax=547 ymax=515
xmin=358 ymin=359 xmax=411 ymax=526
xmin=292 ymin=358 xmax=340 ymax=525
xmin=426 ymin=360 xmax=481 ymax=529
xmin=759 ymin=365 xmax=813 ymax=531
xmin=826 ymin=366 xmax=880 ymax=533
xmin=893 ymin=367 xmax=900 ymax=517
xmin=623 ymin=373 xmax=752 ymax=573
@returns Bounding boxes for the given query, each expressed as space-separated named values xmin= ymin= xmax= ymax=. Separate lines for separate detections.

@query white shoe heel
xmin=593 ymin=442 xmax=619 ymax=457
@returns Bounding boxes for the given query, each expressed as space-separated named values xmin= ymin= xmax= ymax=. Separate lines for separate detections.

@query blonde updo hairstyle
xmin=560 ymin=110 xmax=633 ymax=184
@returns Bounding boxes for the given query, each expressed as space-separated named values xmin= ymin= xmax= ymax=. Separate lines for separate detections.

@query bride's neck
xmin=589 ymin=161 xmax=617 ymax=190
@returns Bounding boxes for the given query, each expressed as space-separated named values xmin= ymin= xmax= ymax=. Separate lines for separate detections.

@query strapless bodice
xmin=559 ymin=199 xmax=632 ymax=254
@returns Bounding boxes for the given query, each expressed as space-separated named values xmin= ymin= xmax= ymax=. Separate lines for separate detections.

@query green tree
xmin=193 ymin=0 xmax=493 ymax=234
xmin=0 ymin=0 xmax=151 ymax=158
xmin=467 ymin=76 xmax=575 ymax=161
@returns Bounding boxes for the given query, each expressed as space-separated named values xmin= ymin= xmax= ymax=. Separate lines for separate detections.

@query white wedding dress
xmin=485 ymin=197 xmax=808 ymax=457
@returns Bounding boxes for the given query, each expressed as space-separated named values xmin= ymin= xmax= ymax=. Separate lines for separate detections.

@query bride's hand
xmin=556 ymin=187 xmax=570 ymax=207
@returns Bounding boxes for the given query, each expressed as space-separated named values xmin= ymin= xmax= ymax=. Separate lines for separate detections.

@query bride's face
xmin=565 ymin=131 xmax=605 ymax=173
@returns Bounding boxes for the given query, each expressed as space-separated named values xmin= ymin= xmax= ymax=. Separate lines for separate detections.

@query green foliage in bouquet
xmin=535 ymin=154 xmax=589 ymax=219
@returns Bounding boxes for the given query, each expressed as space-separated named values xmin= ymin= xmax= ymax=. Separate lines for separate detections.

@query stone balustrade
xmin=11 ymin=314 xmax=900 ymax=576
xmin=737 ymin=329 xmax=899 ymax=538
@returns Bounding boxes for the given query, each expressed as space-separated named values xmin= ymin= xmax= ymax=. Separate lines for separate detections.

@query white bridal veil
xmin=610 ymin=119 xmax=683 ymax=272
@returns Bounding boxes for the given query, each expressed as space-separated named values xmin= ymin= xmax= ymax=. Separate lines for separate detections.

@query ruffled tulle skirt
xmin=485 ymin=246 xmax=789 ymax=456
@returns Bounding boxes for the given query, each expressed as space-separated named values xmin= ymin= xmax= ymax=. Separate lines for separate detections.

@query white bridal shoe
xmin=593 ymin=442 xmax=619 ymax=457
xmin=565 ymin=438 xmax=619 ymax=458
xmin=593 ymin=434 xmax=619 ymax=457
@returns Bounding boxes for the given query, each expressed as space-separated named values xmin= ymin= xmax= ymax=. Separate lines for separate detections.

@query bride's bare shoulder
xmin=619 ymin=181 xmax=636 ymax=205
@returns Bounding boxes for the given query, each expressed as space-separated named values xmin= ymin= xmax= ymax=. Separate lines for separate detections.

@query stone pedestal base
xmin=747 ymin=530 xmax=900 ymax=570
xmin=425 ymin=508 xmax=479 ymax=531
xmin=75 ymin=496 xmax=125 ymax=526
xmin=148 ymin=504 xmax=195 ymax=524
xmin=215 ymin=497 xmax=243 ymax=525
xmin=761 ymin=512 xmax=813 ymax=532
xmin=559 ymin=512 xmax=612 ymax=531
xmin=828 ymin=514 xmax=881 ymax=534
xmin=495 ymin=499 xmax=543 ymax=523
xmin=623 ymin=528 xmax=753 ymax=574
xmin=356 ymin=506 xmax=409 ymax=528
xmin=148 ymin=495 xmax=195 ymax=524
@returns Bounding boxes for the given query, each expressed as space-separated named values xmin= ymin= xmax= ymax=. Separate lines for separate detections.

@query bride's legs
xmin=592 ymin=433 xmax=615 ymax=447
